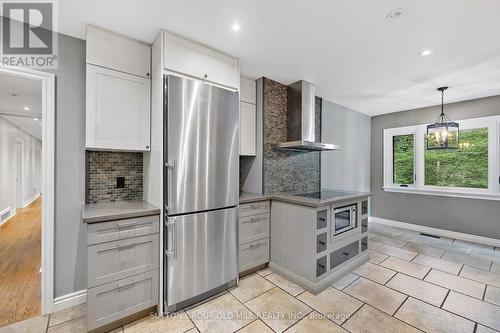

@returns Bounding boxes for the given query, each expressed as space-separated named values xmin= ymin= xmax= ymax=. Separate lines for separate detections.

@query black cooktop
xmin=294 ymin=190 xmax=351 ymax=200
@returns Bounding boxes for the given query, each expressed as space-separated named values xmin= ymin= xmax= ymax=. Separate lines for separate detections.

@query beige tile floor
xmin=2 ymin=222 xmax=500 ymax=333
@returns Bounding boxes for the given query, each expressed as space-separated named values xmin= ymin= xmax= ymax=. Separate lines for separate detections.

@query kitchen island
xmin=239 ymin=190 xmax=371 ymax=294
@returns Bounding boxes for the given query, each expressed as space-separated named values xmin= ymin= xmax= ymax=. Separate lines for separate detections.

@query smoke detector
xmin=387 ymin=9 xmax=404 ymax=19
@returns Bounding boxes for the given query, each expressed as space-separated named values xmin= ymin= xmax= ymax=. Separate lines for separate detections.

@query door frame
xmin=0 ymin=64 xmax=56 ymax=314
xmin=15 ymin=138 xmax=24 ymax=209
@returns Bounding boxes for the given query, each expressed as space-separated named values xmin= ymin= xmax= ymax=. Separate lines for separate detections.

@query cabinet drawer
xmin=239 ymin=238 xmax=269 ymax=272
xmin=330 ymin=241 xmax=359 ymax=269
xmin=316 ymin=256 xmax=327 ymax=277
xmin=361 ymin=236 xmax=368 ymax=252
xmin=87 ymin=215 xmax=159 ymax=245
xmin=239 ymin=201 xmax=270 ymax=217
xmin=88 ymin=234 xmax=159 ymax=288
xmin=239 ymin=213 xmax=269 ymax=244
xmin=361 ymin=218 xmax=368 ymax=234
xmin=317 ymin=232 xmax=327 ymax=253
xmin=87 ymin=270 xmax=158 ymax=331
xmin=317 ymin=210 xmax=327 ymax=229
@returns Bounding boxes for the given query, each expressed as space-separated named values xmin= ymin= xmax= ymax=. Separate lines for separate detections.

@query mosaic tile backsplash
xmin=87 ymin=151 xmax=143 ymax=203
xmin=263 ymin=77 xmax=322 ymax=194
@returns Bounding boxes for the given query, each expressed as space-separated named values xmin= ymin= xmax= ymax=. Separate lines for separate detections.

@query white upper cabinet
xmin=239 ymin=77 xmax=256 ymax=156
xmin=162 ymin=31 xmax=239 ymax=90
xmin=86 ymin=25 xmax=151 ymax=151
xmin=240 ymin=102 xmax=256 ymax=156
xmin=240 ymin=77 xmax=256 ymax=104
xmin=86 ymin=65 xmax=151 ymax=151
xmin=86 ymin=25 xmax=151 ymax=78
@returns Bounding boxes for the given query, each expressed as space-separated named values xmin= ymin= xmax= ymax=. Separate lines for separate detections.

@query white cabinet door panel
xmin=163 ymin=32 xmax=239 ymax=89
xmin=86 ymin=25 xmax=151 ymax=78
xmin=240 ymin=77 xmax=256 ymax=104
xmin=240 ymin=102 xmax=256 ymax=156
xmin=86 ymin=64 xmax=150 ymax=151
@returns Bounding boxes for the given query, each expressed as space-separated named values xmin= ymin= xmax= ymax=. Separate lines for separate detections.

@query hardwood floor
xmin=0 ymin=198 xmax=41 ymax=327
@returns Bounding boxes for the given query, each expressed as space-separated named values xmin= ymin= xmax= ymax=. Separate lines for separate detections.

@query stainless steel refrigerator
xmin=163 ymin=75 xmax=239 ymax=312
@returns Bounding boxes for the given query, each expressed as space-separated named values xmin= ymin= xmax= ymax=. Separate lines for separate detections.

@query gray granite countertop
xmin=82 ymin=200 xmax=160 ymax=223
xmin=240 ymin=190 xmax=371 ymax=207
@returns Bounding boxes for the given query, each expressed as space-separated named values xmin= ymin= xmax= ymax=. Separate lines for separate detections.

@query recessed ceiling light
xmin=231 ymin=22 xmax=241 ymax=32
xmin=24 ymin=106 xmax=30 ymax=111
xmin=34 ymin=117 xmax=38 ymax=121
xmin=386 ymin=8 xmax=404 ymax=19
xmin=421 ymin=49 xmax=433 ymax=57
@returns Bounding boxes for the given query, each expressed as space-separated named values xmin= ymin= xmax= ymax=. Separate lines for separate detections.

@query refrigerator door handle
xmin=165 ymin=218 xmax=176 ymax=259
xmin=165 ymin=159 xmax=176 ymax=213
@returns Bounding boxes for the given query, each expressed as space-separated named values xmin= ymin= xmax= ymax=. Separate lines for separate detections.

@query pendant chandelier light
xmin=427 ymin=86 xmax=459 ymax=150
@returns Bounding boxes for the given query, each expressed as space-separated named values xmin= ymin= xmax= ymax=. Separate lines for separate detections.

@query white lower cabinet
xmin=87 ymin=270 xmax=158 ymax=331
xmin=86 ymin=214 xmax=159 ymax=331
xmin=86 ymin=64 xmax=151 ymax=151
xmin=238 ymin=201 xmax=270 ymax=273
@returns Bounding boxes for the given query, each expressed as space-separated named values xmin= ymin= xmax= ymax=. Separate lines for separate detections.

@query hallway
xmin=0 ymin=198 xmax=41 ymax=327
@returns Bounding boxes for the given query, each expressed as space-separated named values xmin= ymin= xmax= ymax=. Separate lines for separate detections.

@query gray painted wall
xmin=371 ymin=95 xmax=500 ymax=239
xmin=0 ymin=17 xmax=87 ymax=298
xmin=321 ymin=100 xmax=371 ymax=192
xmin=47 ymin=34 xmax=87 ymax=297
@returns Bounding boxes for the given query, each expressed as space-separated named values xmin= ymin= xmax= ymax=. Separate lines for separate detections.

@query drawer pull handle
xmin=242 ymin=217 xmax=266 ymax=224
xmin=118 ymin=221 xmax=137 ymax=228
xmin=116 ymin=280 xmax=135 ymax=289
xmin=248 ymin=242 xmax=266 ymax=249
xmin=342 ymin=251 xmax=349 ymax=256
xmin=117 ymin=241 xmax=136 ymax=249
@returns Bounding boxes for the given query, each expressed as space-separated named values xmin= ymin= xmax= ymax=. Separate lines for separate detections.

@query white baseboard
xmin=23 ymin=193 xmax=40 ymax=208
xmin=53 ymin=290 xmax=87 ymax=312
xmin=369 ymin=216 xmax=500 ymax=247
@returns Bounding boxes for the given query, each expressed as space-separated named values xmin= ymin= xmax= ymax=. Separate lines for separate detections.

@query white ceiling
xmin=0 ymin=73 xmax=42 ymax=140
xmin=56 ymin=0 xmax=500 ymax=115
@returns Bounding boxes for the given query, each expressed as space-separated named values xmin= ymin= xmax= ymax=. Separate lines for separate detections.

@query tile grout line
xmin=440 ymin=289 xmax=451 ymax=308
xmin=338 ymin=301 xmax=366 ymax=329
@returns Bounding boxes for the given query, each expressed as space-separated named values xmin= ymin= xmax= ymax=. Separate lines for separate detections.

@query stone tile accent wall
xmin=262 ymin=77 xmax=321 ymax=194
xmin=86 ymin=151 xmax=143 ymax=203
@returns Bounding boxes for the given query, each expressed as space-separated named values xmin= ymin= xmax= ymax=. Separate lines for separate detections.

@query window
xmin=425 ymin=128 xmax=488 ymax=188
xmin=384 ymin=116 xmax=500 ymax=200
xmin=393 ymin=134 xmax=414 ymax=185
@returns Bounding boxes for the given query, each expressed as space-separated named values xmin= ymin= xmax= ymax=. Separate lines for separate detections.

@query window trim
xmin=383 ymin=115 xmax=500 ymax=201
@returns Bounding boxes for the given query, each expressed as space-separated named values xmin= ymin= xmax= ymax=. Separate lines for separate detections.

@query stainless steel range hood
xmin=273 ymin=80 xmax=339 ymax=152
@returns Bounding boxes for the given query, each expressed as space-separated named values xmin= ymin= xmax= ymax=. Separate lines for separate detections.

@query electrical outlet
xmin=116 ymin=177 xmax=125 ymax=188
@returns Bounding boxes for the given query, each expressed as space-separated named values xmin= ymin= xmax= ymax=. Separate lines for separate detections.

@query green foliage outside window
xmin=393 ymin=134 xmax=414 ymax=184
xmin=425 ymin=128 xmax=488 ymax=188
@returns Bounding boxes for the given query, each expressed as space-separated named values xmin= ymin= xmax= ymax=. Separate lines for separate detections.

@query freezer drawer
xmin=87 ymin=234 xmax=159 ymax=288
xmin=165 ymin=207 xmax=238 ymax=307
xmin=87 ymin=270 xmax=158 ymax=331
xmin=87 ymin=215 xmax=159 ymax=245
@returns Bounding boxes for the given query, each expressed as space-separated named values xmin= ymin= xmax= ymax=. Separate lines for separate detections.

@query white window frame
xmin=383 ymin=115 xmax=500 ymax=201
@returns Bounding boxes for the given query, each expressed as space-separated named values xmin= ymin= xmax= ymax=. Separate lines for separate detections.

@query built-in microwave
xmin=332 ymin=204 xmax=357 ymax=236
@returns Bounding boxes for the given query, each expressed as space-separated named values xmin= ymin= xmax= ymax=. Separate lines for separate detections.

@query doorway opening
xmin=0 ymin=66 xmax=55 ymax=327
